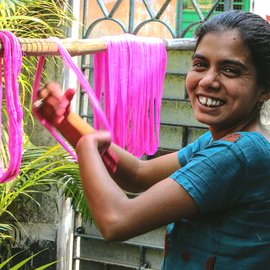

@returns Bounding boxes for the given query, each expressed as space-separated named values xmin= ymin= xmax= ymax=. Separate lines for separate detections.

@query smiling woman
xmin=186 ymin=30 xmax=261 ymax=138
xmin=35 ymin=10 xmax=270 ymax=270
xmin=188 ymin=11 xmax=270 ymax=141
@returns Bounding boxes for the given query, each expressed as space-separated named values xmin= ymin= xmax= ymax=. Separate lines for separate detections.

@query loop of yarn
xmin=32 ymin=37 xmax=111 ymax=161
xmin=32 ymin=55 xmax=78 ymax=159
xmin=94 ymin=34 xmax=167 ymax=158
xmin=0 ymin=31 xmax=23 ymax=183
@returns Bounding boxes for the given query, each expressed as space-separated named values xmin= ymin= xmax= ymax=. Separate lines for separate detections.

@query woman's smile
xmin=197 ymin=95 xmax=225 ymax=107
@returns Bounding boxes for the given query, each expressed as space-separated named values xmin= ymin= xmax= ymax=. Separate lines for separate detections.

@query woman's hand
xmin=76 ymin=130 xmax=112 ymax=157
xmin=34 ymin=82 xmax=75 ymax=127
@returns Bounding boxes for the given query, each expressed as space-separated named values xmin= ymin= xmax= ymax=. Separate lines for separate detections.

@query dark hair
xmin=195 ymin=10 xmax=270 ymax=92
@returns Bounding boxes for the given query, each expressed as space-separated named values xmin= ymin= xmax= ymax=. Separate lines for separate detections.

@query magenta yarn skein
xmin=94 ymin=34 xmax=166 ymax=158
xmin=0 ymin=31 xmax=23 ymax=183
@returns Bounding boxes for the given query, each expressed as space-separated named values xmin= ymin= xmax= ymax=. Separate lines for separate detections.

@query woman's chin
xmin=194 ymin=114 xmax=215 ymax=127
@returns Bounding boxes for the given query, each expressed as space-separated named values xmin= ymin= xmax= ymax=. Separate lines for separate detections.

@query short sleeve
xmin=177 ymin=131 xmax=212 ymax=167
xmin=171 ymin=140 xmax=244 ymax=213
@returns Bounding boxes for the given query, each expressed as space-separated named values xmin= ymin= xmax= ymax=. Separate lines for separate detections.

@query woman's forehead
xmin=195 ymin=30 xmax=253 ymax=64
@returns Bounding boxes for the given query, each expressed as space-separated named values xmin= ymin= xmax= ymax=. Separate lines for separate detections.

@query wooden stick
xmin=1 ymin=38 xmax=108 ymax=56
xmin=0 ymin=37 xmax=196 ymax=56
xmin=56 ymin=111 xmax=119 ymax=174
xmin=67 ymin=112 xmax=95 ymax=135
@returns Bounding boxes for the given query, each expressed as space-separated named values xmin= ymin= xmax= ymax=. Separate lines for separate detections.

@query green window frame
xmin=182 ymin=0 xmax=251 ymax=37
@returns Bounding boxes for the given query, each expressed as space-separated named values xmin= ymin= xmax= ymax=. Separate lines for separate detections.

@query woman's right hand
xmin=34 ymin=81 xmax=75 ymax=127
xmin=76 ymin=130 xmax=113 ymax=157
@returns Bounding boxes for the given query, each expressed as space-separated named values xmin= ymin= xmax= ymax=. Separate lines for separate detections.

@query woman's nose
xmin=199 ymin=69 xmax=221 ymax=90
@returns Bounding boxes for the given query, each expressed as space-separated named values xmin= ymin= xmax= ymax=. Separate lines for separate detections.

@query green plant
xmin=0 ymin=0 xmax=89 ymax=268
xmin=0 ymin=249 xmax=58 ymax=269
xmin=0 ymin=0 xmax=75 ymax=130
xmin=0 ymin=140 xmax=89 ymax=267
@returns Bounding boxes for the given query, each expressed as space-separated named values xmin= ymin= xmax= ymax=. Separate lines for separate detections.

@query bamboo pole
xmin=0 ymin=37 xmax=196 ymax=56
xmin=1 ymin=38 xmax=108 ymax=56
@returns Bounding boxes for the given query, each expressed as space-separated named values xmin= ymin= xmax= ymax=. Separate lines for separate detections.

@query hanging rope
xmin=0 ymin=31 xmax=23 ymax=183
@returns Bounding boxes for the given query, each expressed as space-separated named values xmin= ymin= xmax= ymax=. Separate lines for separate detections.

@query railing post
xmin=176 ymin=0 xmax=184 ymax=38
xmin=129 ymin=0 xmax=135 ymax=33
xmin=224 ymin=0 xmax=233 ymax=11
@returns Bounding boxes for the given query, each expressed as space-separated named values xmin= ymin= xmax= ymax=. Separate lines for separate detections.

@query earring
xmin=257 ymin=101 xmax=263 ymax=111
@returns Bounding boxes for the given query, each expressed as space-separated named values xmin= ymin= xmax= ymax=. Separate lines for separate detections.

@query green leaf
xmin=35 ymin=260 xmax=59 ymax=270
xmin=0 ymin=250 xmax=25 ymax=268
xmin=0 ymin=249 xmax=58 ymax=270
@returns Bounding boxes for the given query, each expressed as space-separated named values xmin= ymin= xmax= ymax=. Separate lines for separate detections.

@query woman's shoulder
xmin=217 ymin=129 xmax=270 ymax=146
xmin=218 ymin=131 xmax=270 ymax=164
xmin=206 ymin=131 xmax=270 ymax=161
xmin=237 ymin=130 xmax=270 ymax=146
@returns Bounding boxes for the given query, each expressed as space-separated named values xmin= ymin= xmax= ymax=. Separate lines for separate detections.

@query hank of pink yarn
xmin=32 ymin=37 xmax=112 ymax=161
xmin=0 ymin=31 xmax=23 ymax=183
xmin=94 ymin=34 xmax=166 ymax=158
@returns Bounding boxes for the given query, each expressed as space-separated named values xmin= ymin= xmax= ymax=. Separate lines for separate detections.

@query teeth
xmin=200 ymin=96 xmax=207 ymax=104
xmin=198 ymin=96 xmax=223 ymax=107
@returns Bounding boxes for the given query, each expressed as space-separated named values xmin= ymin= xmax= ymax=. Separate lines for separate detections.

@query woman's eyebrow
xmin=191 ymin=53 xmax=206 ymax=60
xmin=221 ymin=59 xmax=249 ymax=70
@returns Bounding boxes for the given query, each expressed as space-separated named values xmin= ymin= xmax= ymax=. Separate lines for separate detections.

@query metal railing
xmin=81 ymin=0 xmax=248 ymax=39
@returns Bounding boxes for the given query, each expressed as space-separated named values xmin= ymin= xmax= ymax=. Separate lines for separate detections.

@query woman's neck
xmin=209 ymin=109 xmax=261 ymax=140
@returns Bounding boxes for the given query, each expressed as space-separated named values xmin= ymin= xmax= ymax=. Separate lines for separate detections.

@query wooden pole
xmin=0 ymin=38 xmax=108 ymax=56
xmin=0 ymin=37 xmax=196 ymax=56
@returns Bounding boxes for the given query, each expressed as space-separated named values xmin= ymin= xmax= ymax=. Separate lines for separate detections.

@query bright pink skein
xmin=94 ymin=34 xmax=167 ymax=158
xmin=0 ymin=31 xmax=23 ymax=183
xmin=32 ymin=37 xmax=112 ymax=161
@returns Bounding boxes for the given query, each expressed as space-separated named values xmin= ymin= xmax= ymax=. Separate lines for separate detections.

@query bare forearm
xmin=36 ymin=83 xmax=180 ymax=194
xmin=110 ymin=144 xmax=181 ymax=193
xmin=75 ymin=137 xmax=130 ymax=239
xmin=55 ymin=112 xmax=180 ymax=193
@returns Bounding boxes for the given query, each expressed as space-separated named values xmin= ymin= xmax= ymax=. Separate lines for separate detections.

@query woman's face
xmin=186 ymin=30 xmax=263 ymax=133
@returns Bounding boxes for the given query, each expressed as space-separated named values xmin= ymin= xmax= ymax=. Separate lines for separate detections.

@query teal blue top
xmin=162 ymin=131 xmax=270 ymax=270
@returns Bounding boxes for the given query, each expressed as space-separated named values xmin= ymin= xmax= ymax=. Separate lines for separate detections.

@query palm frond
xmin=0 ymin=249 xmax=58 ymax=269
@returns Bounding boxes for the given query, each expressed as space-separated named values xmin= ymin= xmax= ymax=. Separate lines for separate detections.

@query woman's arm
xmin=76 ymin=133 xmax=199 ymax=241
xmin=36 ymin=82 xmax=181 ymax=193
xmin=110 ymin=144 xmax=181 ymax=192
xmin=36 ymin=82 xmax=199 ymax=241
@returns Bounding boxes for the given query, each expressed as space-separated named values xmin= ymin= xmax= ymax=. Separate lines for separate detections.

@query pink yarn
xmin=0 ymin=31 xmax=23 ymax=183
xmin=32 ymin=55 xmax=77 ymax=159
xmin=0 ymin=32 xmax=165 ymax=183
xmin=32 ymin=37 xmax=111 ymax=161
xmin=94 ymin=34 xmax=166 ymax=158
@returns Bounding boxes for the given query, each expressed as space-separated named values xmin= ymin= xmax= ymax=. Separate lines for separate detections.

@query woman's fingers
xmin=64 ymin=88 xmax=76 ymax=101
xmin=35 ymin=82 xmax=76 ymax=126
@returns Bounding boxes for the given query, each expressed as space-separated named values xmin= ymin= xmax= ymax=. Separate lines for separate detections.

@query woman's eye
xmin=223 ymin=67 xmax=240 ymax=76
xmin=192 ymin=61 xmax=207 ymax=69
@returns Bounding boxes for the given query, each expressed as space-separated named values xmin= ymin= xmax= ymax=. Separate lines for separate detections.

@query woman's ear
xmin=259 ymin=92 xmax=270 ymax=102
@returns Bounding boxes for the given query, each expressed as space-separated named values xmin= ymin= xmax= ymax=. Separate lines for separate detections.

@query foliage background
xmin=0 ymin=1 xmax=89 ymax=268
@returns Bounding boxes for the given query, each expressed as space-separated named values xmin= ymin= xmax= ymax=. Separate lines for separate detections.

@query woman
xmin=36 ymin=10 xmax=270 ymax=269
